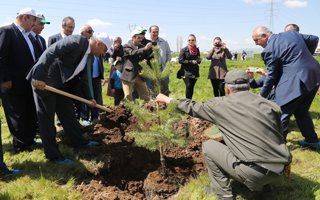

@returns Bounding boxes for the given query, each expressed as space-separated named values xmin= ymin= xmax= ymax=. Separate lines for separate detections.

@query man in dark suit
xmin=30 ymin=13 xmax=50 ymax=58
xmin=47 ymin=16 xmax=75 ymax=129
xmin=0 ymin=52 xmax=21 ymax=178
xmin=0 ymin=8 xmax=39 ymax=154
xmin=47 ymin=16 xmax=75 ymax=47
xmin=252 ymin=26 xmax=320 ymax=150
xmin=26 ymin=35 xmax=107 ymax=164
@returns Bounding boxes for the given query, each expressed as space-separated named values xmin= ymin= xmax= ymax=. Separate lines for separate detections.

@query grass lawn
xmin=0 ymin=55 xmax=319 ymax=200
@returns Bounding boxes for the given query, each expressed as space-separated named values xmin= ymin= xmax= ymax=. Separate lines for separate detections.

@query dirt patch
xmin=76 ymin=105 xmax=214 ymax=199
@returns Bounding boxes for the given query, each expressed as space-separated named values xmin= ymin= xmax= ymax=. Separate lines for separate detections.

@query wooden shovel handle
xmin=44 ymin=85 xmax=111 ymax=112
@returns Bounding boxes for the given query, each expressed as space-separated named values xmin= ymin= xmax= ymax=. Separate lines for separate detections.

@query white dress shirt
xmin=14 ymin=23 xmax=36 ymax=62
xmin=66 ymin=45 xmax=91 ymax=82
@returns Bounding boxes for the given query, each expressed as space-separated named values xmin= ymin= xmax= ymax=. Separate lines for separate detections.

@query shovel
xmin=44 ymin=85 xmax=112 ymax=112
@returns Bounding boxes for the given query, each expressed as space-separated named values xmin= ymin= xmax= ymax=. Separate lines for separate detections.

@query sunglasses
xmin=86 ymin=30 xmax=94 ymax=34
xmin=188 ymin=39 xmax=195 ymax=41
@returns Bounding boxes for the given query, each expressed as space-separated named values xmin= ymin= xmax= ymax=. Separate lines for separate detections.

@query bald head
xmin=284 ymin=24 xmax=300 ymax=32
xmin=80 ymin=24 xmax=94 ymax=39
xmin=89 ymin=36 xmax=107 ymax=56
xmin=252 ymin=26 xmax=272 ymax=48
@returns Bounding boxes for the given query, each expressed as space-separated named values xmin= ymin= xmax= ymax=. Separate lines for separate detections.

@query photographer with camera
xmin=207 ymin=37 xmax=232 ymax=97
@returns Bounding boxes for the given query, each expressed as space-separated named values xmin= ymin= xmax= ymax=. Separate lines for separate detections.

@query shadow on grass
xmin=0 ymin=159 xmax=89 ymax=184
xmin=232 ymin=173 xmax=319 ymax=200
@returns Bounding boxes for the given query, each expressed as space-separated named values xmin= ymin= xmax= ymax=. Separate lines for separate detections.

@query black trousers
xmin=91 ymin=78 xmax=103 ymax=120
xmin=76 ymin=78 xmax=103 ymax=121
xmin=1 ymin=89 xmax=37 ymax=149
xmin=0 ymin=118 xmax=4 ymax=166
xmin=33 ymin=88 xmax=88 ymax=160
xmin=114 ymin=89 xmax=124 ymax=106
xmin=210 ymin=79 xmax=225 ymax=97
xmin=183 ymin=77 xmax=197 ymax=99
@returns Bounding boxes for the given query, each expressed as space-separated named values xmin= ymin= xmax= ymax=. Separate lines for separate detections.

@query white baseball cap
xmin=131 ymin=26 xmax=147 ymax=37
xmin=16 ymin=8 xmax=37 ymax=18
xmin=36 ymin=13 xmax=50 ymax=24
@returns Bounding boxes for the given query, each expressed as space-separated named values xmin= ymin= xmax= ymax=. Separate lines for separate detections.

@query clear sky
xmin=1 ymin=0 xmax=319 ymax=52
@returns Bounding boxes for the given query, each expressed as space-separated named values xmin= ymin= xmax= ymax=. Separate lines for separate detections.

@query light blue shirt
xmin=111 ymin=70 xmax=123 ymax=89
xmin=92 ymin=56 xmax=100 ymax=78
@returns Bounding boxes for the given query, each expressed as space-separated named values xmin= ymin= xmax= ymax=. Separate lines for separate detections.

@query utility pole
xmin=269 ymin=0 xmax=274 ymax=30
xmin=128 ymin=24 xmax=137 ymax=33
xmin=176 ymin=36 xmax=182 ymax=52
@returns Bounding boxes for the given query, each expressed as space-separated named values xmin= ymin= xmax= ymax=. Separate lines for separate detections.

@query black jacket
xmin=0 ymin=23 xmax=36 ymax=94
xmin=178 ymin=46 xmax=201 ymax=78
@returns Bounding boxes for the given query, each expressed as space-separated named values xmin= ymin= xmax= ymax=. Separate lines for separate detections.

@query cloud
xmin=86 ymin=19 xmax=112 ymax=28
xmin=243 ymin=0 xmax=274 ymax=4
xmin=243 ymin=0 xmax=307 ymax=8
xmin=283 ymin=0 xmax=307 ymax=8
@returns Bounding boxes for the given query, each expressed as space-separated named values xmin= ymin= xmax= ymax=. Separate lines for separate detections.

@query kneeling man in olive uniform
xmin=156 ymin=69 xmax=292 ymax=200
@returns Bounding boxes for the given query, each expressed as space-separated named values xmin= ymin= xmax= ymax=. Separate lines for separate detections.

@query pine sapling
xmin=126 ymin=45 xmax=187 ymax=173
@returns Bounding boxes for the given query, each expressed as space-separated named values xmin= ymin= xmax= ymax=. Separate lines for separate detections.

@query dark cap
xmin=225 ymin=69 xmax=249 ymax=84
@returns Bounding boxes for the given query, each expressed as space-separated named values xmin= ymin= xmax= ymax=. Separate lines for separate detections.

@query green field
xmin=0 ymin=55 xmax=319 ymax=200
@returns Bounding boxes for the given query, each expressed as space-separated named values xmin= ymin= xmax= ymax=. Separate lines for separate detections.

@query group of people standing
xmin=0 ymin=7 xmax=175 ymax=177
xmin=0 ymin=7 xmax=319 ymax=200
xmin=0 ymin=8 xmax=108 ymax=177
xmin=177 ymin=34 xmax=232 ymax=99
xmin=156 ymin=24 xmax=319 ymax=200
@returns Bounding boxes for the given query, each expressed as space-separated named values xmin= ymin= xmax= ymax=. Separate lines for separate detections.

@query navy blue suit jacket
xmin=27 ymin=35 xmax=93 ymax=99
xmin=260 ymin=31 xmax=320 ymax=106
xmin=47 ymin=33 xmax=62 ymax=47
xmin=0 ymin=23 xmax=35 ymax=95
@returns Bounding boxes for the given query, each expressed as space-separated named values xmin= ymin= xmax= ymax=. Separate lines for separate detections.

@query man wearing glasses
xmin=79 ymin=25 xmax=104 ymax=123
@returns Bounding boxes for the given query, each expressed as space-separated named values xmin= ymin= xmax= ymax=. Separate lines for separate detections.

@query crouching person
xmin=156 ymin=69 xmax=292 ymax=200
xmin=26 ymin=35 xmax=106 ymax=165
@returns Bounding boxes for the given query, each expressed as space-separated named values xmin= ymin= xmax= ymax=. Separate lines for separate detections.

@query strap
xmin=86 ymin=56 xmax=94 ymax=99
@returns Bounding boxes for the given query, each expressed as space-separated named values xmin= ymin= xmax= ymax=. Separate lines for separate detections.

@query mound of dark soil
xmin=76 ymin=104 xmax=215 ymax=200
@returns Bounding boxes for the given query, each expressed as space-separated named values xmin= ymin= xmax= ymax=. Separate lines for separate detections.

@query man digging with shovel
xmin=26 ymin=35 xmax=107 ymax=165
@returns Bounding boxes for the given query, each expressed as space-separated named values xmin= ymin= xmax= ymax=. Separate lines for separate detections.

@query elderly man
xmin=148 ymin=25 xmax=172 ymax=96
xmin=30 ymin=13 xmax=50 ymax=60
xmin=26 ymin=35 xmax=106 ymax=165
xmin=47 ymin=16 xmax=75 ymax=46
xmin=252 ymin=26 xmax=320 ymax=150
xmin=80 ymin=24 xmax=104 ymax=122
xmin=121 ymin=26 xmax=153 ymax=101
xmin=0 ymin=8 xmax=40 ymax=154
xmin=80 ymin=24 xmax=94 ymax=39
xmin=156 ymin=69 xmax=292 ymax=200
xmin=284 ymin=23 xmax=300 ymax=32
